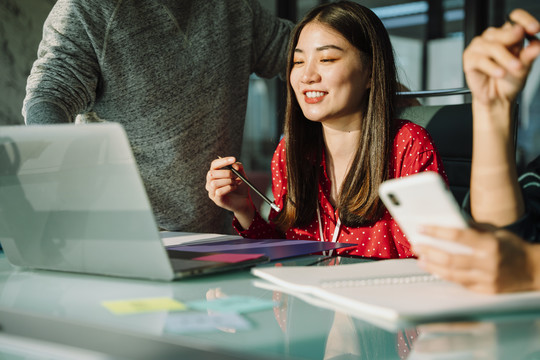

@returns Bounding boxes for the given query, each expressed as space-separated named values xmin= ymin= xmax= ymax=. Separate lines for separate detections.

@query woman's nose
xmin=301 ymin=62 xmax=321 ymax=84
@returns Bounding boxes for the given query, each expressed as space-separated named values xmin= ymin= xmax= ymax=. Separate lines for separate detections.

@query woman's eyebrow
xmin=294 ymin=44 xmax=344 ymax=53
xmin=316 ymin=44 xmax=344 ymax=52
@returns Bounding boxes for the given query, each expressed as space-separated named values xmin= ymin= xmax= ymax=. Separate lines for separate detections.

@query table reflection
xmin=0 ymin=256 xmax=540 ymax=360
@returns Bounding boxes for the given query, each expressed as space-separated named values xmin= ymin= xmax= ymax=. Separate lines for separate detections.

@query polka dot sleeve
xmin=388 ymin=120 xmax=448 ymax=256
xmin=392 ymin=120 xmax=448 ymax=183
xmin=231 ymin=139 xmax=288 ymax=238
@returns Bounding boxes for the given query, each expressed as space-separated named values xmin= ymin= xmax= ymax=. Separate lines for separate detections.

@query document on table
xmin=160 ymin=232 xmax=242 ymax=247
xmin=251 ymin=258 xmax=540 ymax=325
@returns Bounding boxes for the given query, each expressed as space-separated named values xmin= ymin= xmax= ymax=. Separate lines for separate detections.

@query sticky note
xmin=102 ymin=297 xmax=187 ymax=315
xmin=164 ymin=312 xmax=252 ymax=334
xmin=186 ymin=296 xmax=276 ymax=314
xmin=192 ymin=253 xmax=264 ymax=263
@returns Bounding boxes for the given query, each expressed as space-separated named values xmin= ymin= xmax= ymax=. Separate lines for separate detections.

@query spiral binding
xmin=320 ymin=274 xmax=439 ymax=288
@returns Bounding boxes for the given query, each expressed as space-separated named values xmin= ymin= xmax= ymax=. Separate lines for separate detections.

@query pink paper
xmin=193 ymin=253 xmax=265 ymax=263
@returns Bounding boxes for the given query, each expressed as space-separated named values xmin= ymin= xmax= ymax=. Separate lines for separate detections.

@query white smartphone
xmin=378 ymin=172 xmax=473 ymax=254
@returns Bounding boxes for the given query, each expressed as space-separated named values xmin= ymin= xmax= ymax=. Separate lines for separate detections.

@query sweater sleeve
xmin=460 ymin=158 xmax=540 ymax=243
xmin=247 ymin=0 xmax=293 ymax=80
xmin=506 ymin=170 xmax=540 ymax=243
xmin=508 ymin=157 xmax=540 ymax=243
xmin=23 ymin=0 xmax=102 ymax=124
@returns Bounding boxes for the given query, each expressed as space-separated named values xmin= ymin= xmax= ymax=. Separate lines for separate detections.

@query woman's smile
xmin=304 ymin=90 xmax=327 ymax=104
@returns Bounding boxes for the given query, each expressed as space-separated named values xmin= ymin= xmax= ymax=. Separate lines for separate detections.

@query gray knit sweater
xmin=23 ymin=0 xmax=292 ymax=233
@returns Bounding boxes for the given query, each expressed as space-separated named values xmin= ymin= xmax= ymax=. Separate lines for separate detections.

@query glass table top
xmin=0 ymin=254 xmax=539 ymax=360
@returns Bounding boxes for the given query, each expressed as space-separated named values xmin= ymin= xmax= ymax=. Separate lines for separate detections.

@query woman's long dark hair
xmin=274 ymin=1 xmax=398 ymax=230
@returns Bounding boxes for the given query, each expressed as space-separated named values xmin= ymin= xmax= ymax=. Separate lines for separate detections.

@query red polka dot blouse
xmin=233 ymin=120 xmax=448 ymax=259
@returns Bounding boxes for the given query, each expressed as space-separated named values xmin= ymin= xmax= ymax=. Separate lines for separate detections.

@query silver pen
xmin=218 ymin=157 xmax=280 ymax=212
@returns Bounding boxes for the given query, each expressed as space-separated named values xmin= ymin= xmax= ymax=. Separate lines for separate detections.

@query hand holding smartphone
xmin=379 ymin=172 xmax=474 ymax=254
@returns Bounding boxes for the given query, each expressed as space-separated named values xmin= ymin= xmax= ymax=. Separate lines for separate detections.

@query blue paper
xmin=186 ymin=296 xmax=277 ymax=314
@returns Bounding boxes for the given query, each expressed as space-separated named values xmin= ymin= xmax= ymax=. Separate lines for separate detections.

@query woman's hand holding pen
xmin=206 ymin=156 xmax=256 ymax=230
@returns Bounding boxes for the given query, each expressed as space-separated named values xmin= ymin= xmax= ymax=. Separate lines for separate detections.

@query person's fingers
xmin=206 ymin=169 xmax=230 ymax=191
xmin=463 ymin=38 xmax=506 ymax=78
xmin=464 ymin=282 xmax=498 ymax=294
xmin=482 ymin=25 xmax=525 ymax=48
xmin=210 ymin=156 xmax=236 ymax=170
xmin=420 ymin=226 xmax=494 ymax=249
xmin=419 ymin=225 xmax=469 ymax=243
xmin=417 ymin=244 xmax=476 ymax=270
xmin=508 ymin=9 xmax=540 ymax=35
xmin=230 ymin=161 xmax=248 ymax=179
xmin=214 ymin=183 xmax=237 ymax=197
xmin=209 ymin=168 xmax=237 ymax=181
xmin=464 ymin=35 xmax=523 ymax=76
xmin=206 ymin=176 xmax=237 ymax=201
xmin=205 ymin=170 xmax=216 ymax=192
xmin=209 ymin=177 xmax=237 ymax=191
xmin=520 ymin=41 xmax=540 ymax=65
xmin=417 ymin=225 xmax=536 ymax=294
xmin=416 ymin=226 xmax=497 ymax=269
xmin=418 ymin=251 xmax=497 ymax=293
xmin=464 ymin=52 xmax=506 ymax=78
xmin=506 ymin=10 xmax=540 ymax=66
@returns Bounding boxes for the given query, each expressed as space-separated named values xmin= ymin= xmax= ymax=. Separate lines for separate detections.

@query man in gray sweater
xmin=23 ymin=0 xmax=293 ymax=233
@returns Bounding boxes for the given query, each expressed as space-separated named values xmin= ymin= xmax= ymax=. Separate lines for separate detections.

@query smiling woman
xmin=290 ymin=23 xmax=370 ymax=124
xmin=206 ymin=1 xmax=447 ymax=259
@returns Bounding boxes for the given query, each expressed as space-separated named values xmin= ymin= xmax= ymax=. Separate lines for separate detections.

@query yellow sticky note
xmin=102 ymin=297 xmax=187 ymax=315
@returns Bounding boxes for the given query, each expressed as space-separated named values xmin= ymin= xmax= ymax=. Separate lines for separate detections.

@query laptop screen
xmin=0 ymin=124 xmax=247 ymax=280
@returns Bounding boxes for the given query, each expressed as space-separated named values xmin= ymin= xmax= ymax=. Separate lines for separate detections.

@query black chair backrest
xmin=397 ymin=103 xmax=473 ymax=206
xmin=397 ymin=102 xmax=518 ymax=207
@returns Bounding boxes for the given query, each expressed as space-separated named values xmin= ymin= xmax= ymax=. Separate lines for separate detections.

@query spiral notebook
xmin=252 ymin=259 xmax=540 ymax=324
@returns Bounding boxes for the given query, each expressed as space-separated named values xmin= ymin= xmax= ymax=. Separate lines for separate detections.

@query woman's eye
xmin=292 ymin=60 xmax=304 ymax=66
xmin=321 ymin=58 xmax=336 ymax=63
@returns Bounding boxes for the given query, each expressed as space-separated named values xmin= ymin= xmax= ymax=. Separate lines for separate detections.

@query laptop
xmin=0 ymin=123 xmax=353 ymax=281
xmin=0 ymin=123 xmax=272 ymax=280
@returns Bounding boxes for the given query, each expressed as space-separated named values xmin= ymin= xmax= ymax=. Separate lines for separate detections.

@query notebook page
xmin=252 ymin=259 xmax=540 ymax=322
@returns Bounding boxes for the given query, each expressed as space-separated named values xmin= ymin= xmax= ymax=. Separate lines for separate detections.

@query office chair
xmin=397 ymin=87 xmax=517 ymax=207
xmin=397 ymin=101 xmax=472 ymax=206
